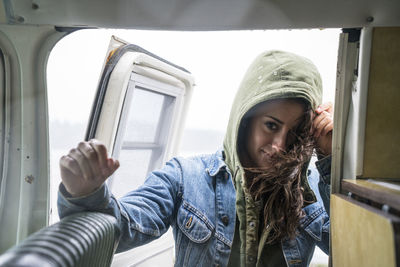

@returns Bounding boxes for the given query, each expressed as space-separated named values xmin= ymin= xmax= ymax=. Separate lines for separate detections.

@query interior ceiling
xmin=2 ymin=0 xmax=400 ymax=30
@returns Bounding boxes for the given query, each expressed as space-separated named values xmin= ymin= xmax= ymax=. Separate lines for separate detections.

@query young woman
xmin=58 ymin=50 xmax=332 ymax=267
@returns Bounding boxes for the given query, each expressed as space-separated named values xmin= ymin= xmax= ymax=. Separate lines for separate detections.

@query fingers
xmin=313 ymin=102 xmax=334 ymax=156
xmin=59 ymin=139 xmax=119 ymax=197
xmin=105 ymin=158 xmax=120 ymax=177
xmin=88 ymin=139 xmax=119 ymax=176
xmin=68 ymin=147 xmax=94 ymax=180
xmin=321 ymin=120 xmax=333 ymax=136
xmin=89 ymin=139 xmax=108 ymax=168
xmin=60 ymin=139 xmax=119 ymax=181
xmin=315 ymin=102 xmax=333 ymax=115
xmin=313 ymin=110 xmax=333 ymax=138
xmin=313 ymin=102 xmax=334 ymax=137
xmin=78 ymin=141 xmax=102 ymax=178
xmin=60 ymin=155 xmax=83 ymax=177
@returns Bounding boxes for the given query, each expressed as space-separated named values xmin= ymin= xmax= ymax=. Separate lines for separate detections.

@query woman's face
xmin=242 ymin=99 xmax=306 ymax=168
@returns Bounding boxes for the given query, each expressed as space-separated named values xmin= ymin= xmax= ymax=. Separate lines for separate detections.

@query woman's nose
xmin=272 ymin=132 xmax=287 ymax=152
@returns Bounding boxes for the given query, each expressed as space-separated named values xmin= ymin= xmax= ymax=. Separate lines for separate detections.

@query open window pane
xmin=109 ymin=77 xmax=179 ymax=198
xmin=124 ymin=88 xmax=165 ymax=143
xmin=110 ymin=149 xmax=153 ymax=198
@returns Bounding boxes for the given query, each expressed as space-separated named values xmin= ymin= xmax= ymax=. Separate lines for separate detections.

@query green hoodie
xmin=223 ymin=50 xmax=323 ymax=267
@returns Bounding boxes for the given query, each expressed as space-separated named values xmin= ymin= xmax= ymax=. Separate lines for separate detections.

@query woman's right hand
xmin=59 ymin=139 xmax=120 ymax=197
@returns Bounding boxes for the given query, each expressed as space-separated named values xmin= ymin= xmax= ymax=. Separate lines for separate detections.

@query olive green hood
xmin=223 ymin=50 xmax=323 ymax=173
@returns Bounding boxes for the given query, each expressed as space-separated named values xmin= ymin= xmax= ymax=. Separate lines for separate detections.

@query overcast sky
xmin=47 ymin=29 xmax=340 ymax=131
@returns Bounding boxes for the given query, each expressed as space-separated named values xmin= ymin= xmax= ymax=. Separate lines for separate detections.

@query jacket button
xmin=221 ymin=215 xmax=229 ymax=226
xmin=248 ymin=255 xmax=255 ymax=262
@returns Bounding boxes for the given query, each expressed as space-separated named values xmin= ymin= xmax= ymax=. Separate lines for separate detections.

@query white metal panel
xmin=348 ymin=28 xmax=372 ymax=178
xmin=111 ymin=229 xmax=174 ymax=267
xmin=0 ymin=3 xmax=6 ymax=24
xmin=0 ymin=24 xmax=67 ymax=253
xmin=331 ymin=31 xmax=359 ymax=194
xmin=3 ymin=0 xmax=400 ymax=30
xmin=331 ymin=28 xmax=373 ymax=193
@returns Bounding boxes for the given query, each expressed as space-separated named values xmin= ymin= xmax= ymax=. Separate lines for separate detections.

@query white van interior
xmin=0 ymin=0 xmax=399 ymax=266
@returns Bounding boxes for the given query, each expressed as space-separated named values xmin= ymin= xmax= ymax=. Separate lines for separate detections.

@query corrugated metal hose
xmin=0 ymin=212 xmax=120 ymax=267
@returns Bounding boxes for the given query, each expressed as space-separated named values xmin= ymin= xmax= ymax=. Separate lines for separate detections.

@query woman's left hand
xmin=313 ymin=102 xmax=333 ymax=157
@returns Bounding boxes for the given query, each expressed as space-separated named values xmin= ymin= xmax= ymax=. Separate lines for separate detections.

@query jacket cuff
xmin=58 ymin=183 xmax=112 ymax=216
xmin=315 ymin=155 xmax=331 ymax=185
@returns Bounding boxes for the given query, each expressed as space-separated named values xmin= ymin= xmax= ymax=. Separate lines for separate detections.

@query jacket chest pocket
xmin=177 ymin=201 xmax=213 ymax=243
xmin=300 ymin=204 xmax=329 ymax=242
xmin=175 ymin=201 xmax=214 ymax=266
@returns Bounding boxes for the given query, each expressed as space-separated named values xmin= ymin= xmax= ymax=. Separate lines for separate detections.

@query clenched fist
xmin=60 ymin=139 xmax=120 ymax=197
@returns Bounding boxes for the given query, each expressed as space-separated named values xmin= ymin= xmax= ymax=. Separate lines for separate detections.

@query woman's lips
xmin=259 ymin=149 xmax=272 ymax=166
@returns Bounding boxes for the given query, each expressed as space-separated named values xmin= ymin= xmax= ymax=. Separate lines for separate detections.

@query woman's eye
xmin=265 ymin=122 xmax=278 ymax=131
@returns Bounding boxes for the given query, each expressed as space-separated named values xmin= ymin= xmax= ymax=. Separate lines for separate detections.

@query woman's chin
xmin=253 ymin=159 xmax=271 ymax=169
xmin=256 ymin=152 xmax=272 ymax=168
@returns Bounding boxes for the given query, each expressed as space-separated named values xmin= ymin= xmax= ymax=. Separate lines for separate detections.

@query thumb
xmin=104 ymin=158 xmax=120 ymax=177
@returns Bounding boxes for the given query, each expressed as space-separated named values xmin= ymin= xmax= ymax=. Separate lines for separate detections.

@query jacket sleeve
xmin=57 ymin=158 xmax=183 ymax=253
xmin=315 ymin=155 xmax=331 ymax=216
xmin=312 ymin=155 xmax=331 ymax=255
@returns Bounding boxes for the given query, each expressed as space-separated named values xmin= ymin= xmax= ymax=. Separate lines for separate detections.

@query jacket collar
xmin=206 ymin=149 xmax=228 ymax=177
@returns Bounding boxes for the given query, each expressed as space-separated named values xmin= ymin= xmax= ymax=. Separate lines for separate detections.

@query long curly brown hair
xmin=238 ymin=99 xmax=315 ymax=244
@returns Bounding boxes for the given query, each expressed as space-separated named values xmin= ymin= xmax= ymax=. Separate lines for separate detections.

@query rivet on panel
xmin=15 ymin=16 xmax=25 ymax=23
xmin=366 ymin=16 xmax=374 ymax=23
xmin=25 ymin=175 xmax=34 ymax=184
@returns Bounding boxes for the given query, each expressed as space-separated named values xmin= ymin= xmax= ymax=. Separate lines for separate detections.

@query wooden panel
xmin=331 ymin=194 xmax=397 ymax=267
xmin=362 ymin=27 xmax=400 ymax=179
xmin=342 ymin=179 xmax=400 ymax=211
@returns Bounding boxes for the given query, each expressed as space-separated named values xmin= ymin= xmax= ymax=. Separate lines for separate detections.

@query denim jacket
xmin=58 ymin=150 xmax=331 ymax=267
